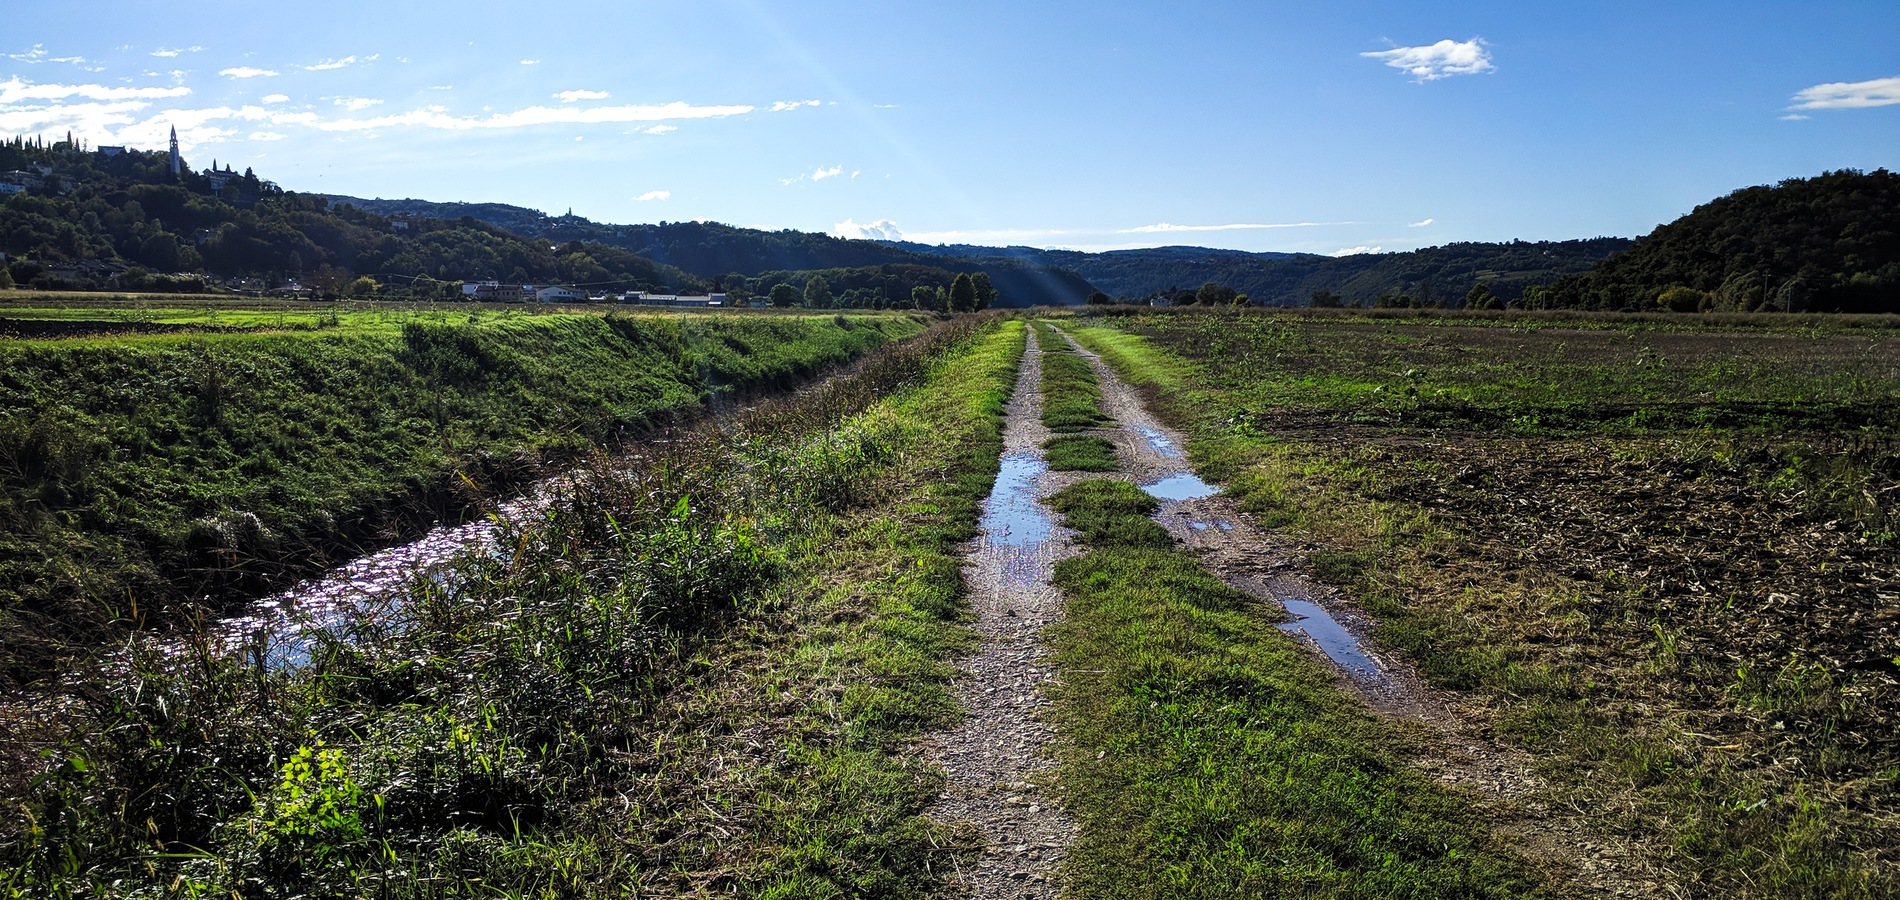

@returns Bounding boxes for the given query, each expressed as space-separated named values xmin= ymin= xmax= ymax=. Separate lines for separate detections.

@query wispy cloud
xmin=832 ymin=218 xmax=905 ymax=241
xmin=1362 ymin=38 xmax=1494 ymax=82
xmin=770 ymin=99 xmax=821 ymax=112
xmin=219 ymin=66 xmax=278 ymax=79
xmin=150 ymin=46 xmax=203 ymax=59
xmin=0 ymin=77 xmax=191 ymax=103
xmin=1330 ymin=245 xmax=1383 ymax=257
xmin=309 ymin=101 xmax=755 ymax=132
xmin=303 ymin=54 xmax=375 ymax=71
xmin=1409 ymin=218 xmax=1435 ymax=228
xmin=7 ymin=45 xmax=47 ymax=63
xmin=519 ymin=59 xmax=540 ymax=66
xmin=248 ymin=131 xmax=287 ymax=141
xmin=634 ymin=190 xmax=671 ymax=202
xmin=261 ymin=93 xmax=290 ymax=103
xmin=901 ymin=227 xmax=1084 ymax=244
xmin=556 ymin=89 xmax=610 ymax=103
xmin=641 ymin=124 xmax=677 ymax=135
xmin=1120 ymin=221 xmax=1352 ymax=234
xmin=1788 ymin=75 xmax=1900 ymax=110
xmin=1780 ymin=114 xmax=1810 ymax=121
xmin=333 ymin=97 xmax=383 ymax=112
xmin=782 ymin=164 xmax=845 ymax=185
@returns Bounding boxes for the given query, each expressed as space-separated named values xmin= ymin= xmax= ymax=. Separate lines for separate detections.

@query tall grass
xmin=0 ymin=312 xmax=924 ymax=687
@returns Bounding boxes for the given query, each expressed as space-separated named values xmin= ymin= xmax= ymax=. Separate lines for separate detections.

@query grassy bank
xmin=1068 ymin=308 xmax=1900 ymax=897
xmin=1 ymin=315 xmax=1025 ymax=897
xmin=1045 ymin=477 xmax=1548 ymax=899
xmin=0 ymin=309 xmax=924 ymax=684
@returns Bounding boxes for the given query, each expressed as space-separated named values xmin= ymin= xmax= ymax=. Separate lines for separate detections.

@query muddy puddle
xmin=1141 ymin=471 xmax=1220 ymax=501
xmin=1136 ymin=424 xmax=1183 ymax=459
xmin=1273 ymin=596 xmax=1386 ymax=682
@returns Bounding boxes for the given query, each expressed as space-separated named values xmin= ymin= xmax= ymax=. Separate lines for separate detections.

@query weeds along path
xmin=927 ymin=324 xmax=1080 ymax=899
xmin=1059 ymin=323 xmax=1660 ymax=898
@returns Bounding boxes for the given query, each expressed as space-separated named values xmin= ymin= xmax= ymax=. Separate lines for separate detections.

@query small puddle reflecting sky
xmin=1276 ymin=599 xmax=1385 ymax=682
xmin=981 ymin=452 xmax=1054 ymax=548
xmin=1136 ymin=425 xmax=1183 ymax=459
xmin=1141 ymin=472 xmax=1219 ymax=501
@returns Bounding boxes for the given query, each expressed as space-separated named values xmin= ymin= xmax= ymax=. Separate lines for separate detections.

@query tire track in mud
xmin=925 ymin=325 xmax=1079 ymax=900
xmin=1054 ymin=325 xmax=1665 ymax=899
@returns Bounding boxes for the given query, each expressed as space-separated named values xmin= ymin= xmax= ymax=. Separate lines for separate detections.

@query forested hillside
xmin=0 ymin=141 xmax=702 ymax=296
xmin=902 ymin=239 xmax=1632 ymax=306
xmin=1542 ymin=169 xmax=1900 ymax=312
xmin=327 ymin=199 xmax=1099 ymax=307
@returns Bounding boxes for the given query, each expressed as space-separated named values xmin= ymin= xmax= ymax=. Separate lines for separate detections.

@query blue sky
xmin=4 ymin=1 xmax=1897 ymax=255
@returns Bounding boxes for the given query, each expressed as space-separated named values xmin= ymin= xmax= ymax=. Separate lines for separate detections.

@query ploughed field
xmin=1072 ymin=308 xmax=1900 ymax=897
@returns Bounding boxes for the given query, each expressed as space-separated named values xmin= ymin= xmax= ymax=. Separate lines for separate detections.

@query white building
xmin=535 ymin=285 xmax=586 ymax=303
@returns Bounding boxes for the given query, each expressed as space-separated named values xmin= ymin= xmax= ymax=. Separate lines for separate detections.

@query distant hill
xmin=888 ymin=239 xmax=1632 ymax=306
xmin=0 ymin=142 xmax=702 ymax=296
xmin=1543 ymin=169 xmax=1900 ymax=313
xmin=325 ymin=199 xmax=1099 ymax=307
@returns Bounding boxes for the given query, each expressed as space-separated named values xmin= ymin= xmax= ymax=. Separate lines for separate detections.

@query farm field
xmin=3 ymin=305 xmax=1896 ymax=899
xmin=1067 ymin=308 xmax=1900 ymax=897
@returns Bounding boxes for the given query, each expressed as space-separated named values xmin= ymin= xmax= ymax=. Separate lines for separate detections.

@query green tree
xmin=1465 ymin=282 xmax=1502 ymax=310
xmin=0 ymin=265 xmax=13 ymax=290
xmin=971 ymin=271 xmax=997 ymax=310
xmin=770 ymin=283 xmax=798 ymax=307
xmin=949 ymin=272 xmax=978 ymax=313
xmin=802 ymin=275 xmax=832 ymax=309
xmin=1232 ymin=293 xmax=1251 ymax=308
xmin=911 ymin=285 xmax=939 ymax=310
xmin=1086 ymin=290 xmax=1112 ymax=306
xmin=1195 ymin=282 xmax=1236 ymax=306
xmin=1310 ymin=289 xmax=1343 ymax=308
xmin=347 ymin=275 xmax=379 ymax=298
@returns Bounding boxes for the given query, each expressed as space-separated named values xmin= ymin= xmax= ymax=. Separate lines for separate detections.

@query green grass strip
xmin=1035 ymin=320 xmax=1112 ymax=432
xmin=1046 ymin=477 xmax=1550 ymax=899
xmin=1042 ymin=435 xmax=1119 ymax=472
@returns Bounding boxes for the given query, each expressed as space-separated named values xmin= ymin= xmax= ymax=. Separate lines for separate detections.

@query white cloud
xmin=1409 ymin=218 xmax=1435 ymax=228
xmin=556 ymin=89 xmax=610 ymax=103
xmin=150 ymin=46 xmax=202 ymax=58
xmin=782 ymin=164 xmax=845 ymax=185
xmin=642 ymin=124 xmax=677 ymax=134
xmin=304 ymin=55 xmax=375 ymax=71
xmin=428 ymin=85 xmax=453 ymax=91
xmin=519 ymin=59 xmax=540 ymax=66
xmin=634 ymin=190 xmax=671 ymax=202
xmin=1120 ymin=221 xmax=1351 ymax=234
xmin=770 ymin=99 xmax=821 ymax=112
xmin=0 ymin=77 xmax=191 ymax=103
xmin=309 ymin=101 xmax=755 ymax=132
xmin=1780 ymin=114 xmax=1810 ymax=121
xmin=1330 ymin=245 xmax=1383 ymax=257
xmin=1362 ymin=38 xmax=1494 ymax=82
xmin=334 ymin=97 xmax=383 ymax=112
xmin=8 ymin=45 xmax=47 ymax=63
xmin=261 ymin=93 xmax=290 ymax=103
xmin=219 ymin=66 xmax=278 ymax=79
xmin=1788 ymin=75 xmax=1900 ymax=110
xmin=248 ymin=131 xmax=287 ymax=141
xmin=832 ymin=218 xmax=905 ymax=241
xmin=872 ymin=103 xmax=900 ymax=109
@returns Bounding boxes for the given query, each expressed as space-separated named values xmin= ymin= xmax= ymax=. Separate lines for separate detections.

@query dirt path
xmin=925 ymin=325 xmax=1079 ymax=899
xmin=1057 ymin=326 xmax=1668 ymax=899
